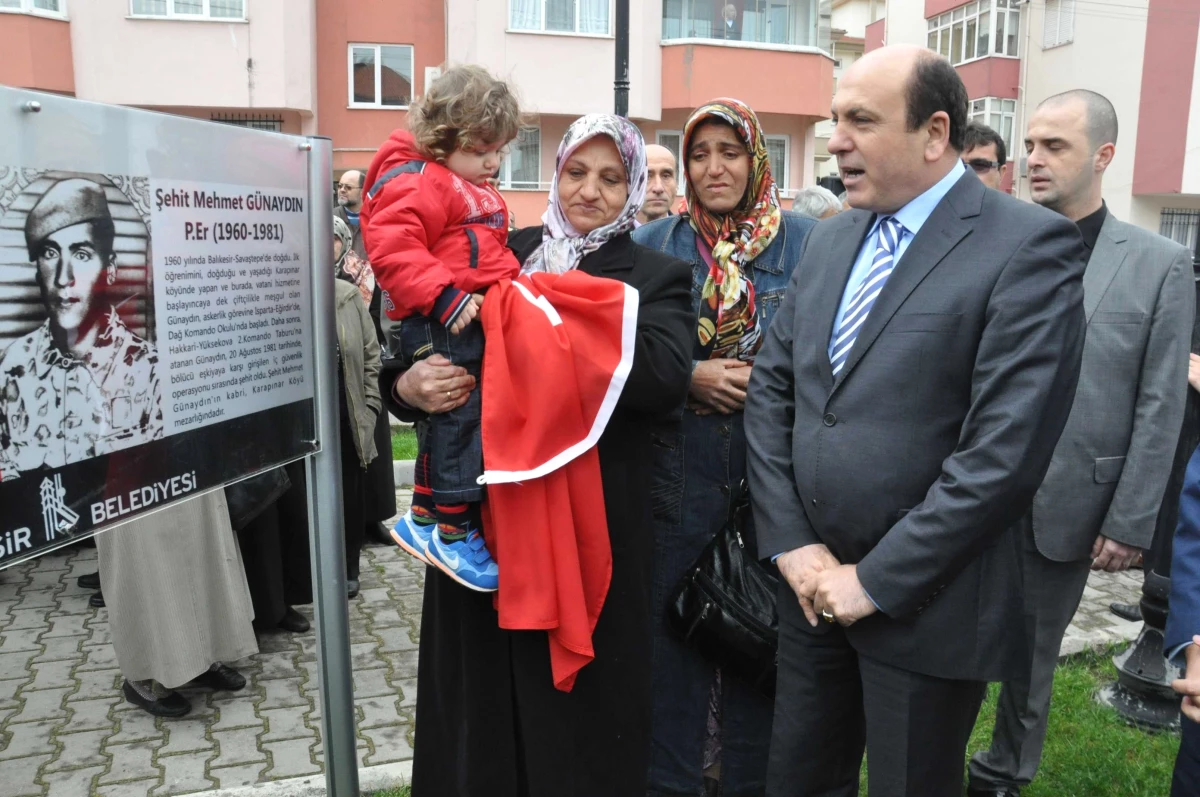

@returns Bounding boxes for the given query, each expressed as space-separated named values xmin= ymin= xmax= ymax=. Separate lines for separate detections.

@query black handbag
xmin=666 ymin=482 xmax=780 ymax=697
xmin=225 ymin=466 xmax=292 ymax=531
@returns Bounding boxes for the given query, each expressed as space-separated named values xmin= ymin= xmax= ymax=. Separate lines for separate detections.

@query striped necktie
xmin=830 ymin=216 xmax=904 ymax=376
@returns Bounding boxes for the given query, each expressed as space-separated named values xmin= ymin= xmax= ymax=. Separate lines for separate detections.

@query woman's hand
xmin=392 ymin=355 xmax=475 ymax=414
xmin=688 ymin=359 xmax=752 ymax=414
xmin=1189 ymin=353 xmax=1200 ymax=393
xmin=1173 ymin=637 xmax=1200 ymax=723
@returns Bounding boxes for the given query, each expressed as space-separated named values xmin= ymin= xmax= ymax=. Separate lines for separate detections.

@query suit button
xmin=720 ymin=484 xmax=730 ymax=495
xmin=811 ymin=498 xmax=817 ymax=506
xmin=823 ymin=413 xmax=837 ymax=427
xmin=719 ymin=426 xmax=730 ymax=437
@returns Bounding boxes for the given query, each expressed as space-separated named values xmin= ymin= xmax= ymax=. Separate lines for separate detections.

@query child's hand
xmin=448 ymin=295 xmax=484 ymax=335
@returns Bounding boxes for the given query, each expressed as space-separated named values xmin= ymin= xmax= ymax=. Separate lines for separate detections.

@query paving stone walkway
xmin=0 ymin=487 xmax=1149 ymax=797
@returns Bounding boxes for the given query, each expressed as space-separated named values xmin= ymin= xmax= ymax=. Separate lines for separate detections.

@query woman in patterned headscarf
xmin=632 ymin=98 xmax=819 ymax=797
xmin=396 ymin=113 xmax=695 ymax=797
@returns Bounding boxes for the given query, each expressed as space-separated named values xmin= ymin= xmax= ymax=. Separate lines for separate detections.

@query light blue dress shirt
xmin=827 ymin=160 xmax=967 ymax=359
xmin=775 ymin=162 xmax=968 ymax=610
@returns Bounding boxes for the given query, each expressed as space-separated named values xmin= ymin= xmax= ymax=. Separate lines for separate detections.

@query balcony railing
xmin=662 ymin=0 xmax=830 ymax=51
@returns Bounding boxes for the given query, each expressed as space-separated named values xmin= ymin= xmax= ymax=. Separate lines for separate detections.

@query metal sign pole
xmin=303 ymin=135 xmax=361 ymax=797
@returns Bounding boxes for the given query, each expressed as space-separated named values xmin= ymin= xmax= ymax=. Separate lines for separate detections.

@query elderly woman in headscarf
xmin=384 ymin=114 xmax=694 ymax=797
xmin=633 ymin=98 xmax=818 ymax=797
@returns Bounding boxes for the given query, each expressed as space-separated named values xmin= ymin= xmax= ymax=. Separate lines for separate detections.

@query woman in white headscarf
xmin=400 ymin=114 xmax=695 ymax=797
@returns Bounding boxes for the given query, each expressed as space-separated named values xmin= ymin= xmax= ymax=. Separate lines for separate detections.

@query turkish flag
xmin=479 ymin=270 xmax=638 ymax=692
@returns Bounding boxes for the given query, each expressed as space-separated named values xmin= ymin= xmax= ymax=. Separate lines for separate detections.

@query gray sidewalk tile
xmin=100 ymin=740 xmax=162 ymax=785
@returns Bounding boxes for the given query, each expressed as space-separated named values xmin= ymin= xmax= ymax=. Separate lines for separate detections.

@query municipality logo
xmin=40 ymin=474 xmax=80 ymax=542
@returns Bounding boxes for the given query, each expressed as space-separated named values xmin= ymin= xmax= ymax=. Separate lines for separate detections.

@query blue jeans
xmin=648 ymin=411 xmax=773 ymax=796
xmin=398 ymin=315 xmax=484 ymax=504
xmin=1174 ymin=715 xmax=1200 ymax=796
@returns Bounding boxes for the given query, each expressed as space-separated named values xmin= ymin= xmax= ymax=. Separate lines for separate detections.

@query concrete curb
xmin=393 ymin=460 xmax=414 ymax=486
xmin=202 ymin=761 xmax=412 ymax=797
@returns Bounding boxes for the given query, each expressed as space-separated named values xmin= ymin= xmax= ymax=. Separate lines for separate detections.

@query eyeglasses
xmin=336 ymin=182 xmax=359 ymax=191
xmin=964 ymin=158 xmax=1001 ymax=174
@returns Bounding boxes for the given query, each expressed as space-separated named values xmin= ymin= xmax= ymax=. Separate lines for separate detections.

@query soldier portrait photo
xmin=0 ymin=172 xmax=161 ymax=481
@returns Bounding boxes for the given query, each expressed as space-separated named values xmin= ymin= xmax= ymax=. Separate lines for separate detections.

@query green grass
xmin=391 ymin=425 xmax=418 ymax=460
xmin=369 ymin=648 xmax=1180 ymax=797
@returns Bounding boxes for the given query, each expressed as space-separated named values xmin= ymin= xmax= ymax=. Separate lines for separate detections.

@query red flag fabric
xmin=479 ymin=270 xmax=638 ymax=692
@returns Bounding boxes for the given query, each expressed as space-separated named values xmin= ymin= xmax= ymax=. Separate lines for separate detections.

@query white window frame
xmin=926 ymin=0 xmax=1020 ymax=67
xmin=656 ymin=130 xmax=686 ymax=195
xmin=1042 ymin=0 xmax=1075 ymax=49
xmin=508 ymin=0 xmax=614 ymax=38
xmin=969 ymin=97 xmax=1017 ymax=157
xmin=128 ymin=0 xmax=245 ymax=20
xmin=766 ymin=134 xmax=791 ymax=193
xmin=499 ymin=126 xmax=543 ymax=190
xmin=347 ymin=43 xmax=415 ymax=110
xmin=0 ymin=0 xmax=67 ymax=19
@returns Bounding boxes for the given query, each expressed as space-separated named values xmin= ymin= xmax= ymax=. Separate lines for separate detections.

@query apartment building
xmin=1 ymin=0 xmax=835 ymax=220
xmin=868 ymin=0 xmax=1200 ymax=254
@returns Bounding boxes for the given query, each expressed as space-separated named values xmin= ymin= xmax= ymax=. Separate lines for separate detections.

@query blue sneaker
xmin=390 ymin=511 xmax=435 ymax=565
xmin=428 ymin=530 xmax=499 ymax=592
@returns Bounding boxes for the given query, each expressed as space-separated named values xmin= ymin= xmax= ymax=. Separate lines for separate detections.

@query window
xmin=348 ymin=44 xmax=414 ymax=109
xmin=211 ymin=113 xmax=283 ymax=132
xmin=663 ymin=0 xmax=823 ymax=48
xmin=510 ymin=0 xmax=611 ymax=35
xmin=500 ymin=128 xmax=542 ymax=189
xmin=926 ymin=0 xmax=1018 ymax=65
xmin=766 ymin=135 xmax=790 ymax=192
xmin=130 ymin=0 xmax=243 ymax=18
xmin=1161 ymin=210 xmax=1200 ymax=266
xmin=0 ymin=0 xmax=66 ymax=17
xmin=656 ymin=130 xmax=685 ymax=195
xmin=1043 ymin=0 xmax=1075 ymax=48
xmin=969 ymin=97 xmax=1016 ymax=156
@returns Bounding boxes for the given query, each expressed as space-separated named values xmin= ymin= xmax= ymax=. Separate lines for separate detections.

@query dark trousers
xmin=365 ymin=407 xmax=397 ymax=522
xmin=768 ymin=580 xmax=987 ymax=797
xmin=236 ymin=461 xmax=313 ymax=627
xmin=339 ymin=412 xmax=366 ymax=580
xmin=968 ymin=519 xmax=1092 ymax=788
xmin=399 ymin=315 xmax=484 ymax=504
xmin=1174 ymin=716 xmax=1200 ymax=797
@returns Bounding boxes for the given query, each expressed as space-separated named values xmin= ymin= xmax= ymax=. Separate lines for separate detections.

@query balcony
xmin=662 ymin=0 xmax=831 ymax=51
xmin=0 ymin=10 xmax=74 ymax=94
xmin=661 ymin=41 xmax=833 ymax=118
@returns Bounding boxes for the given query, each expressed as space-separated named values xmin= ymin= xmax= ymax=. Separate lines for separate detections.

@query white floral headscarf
xmin=522 ymin=114 xmax=648 ymax=275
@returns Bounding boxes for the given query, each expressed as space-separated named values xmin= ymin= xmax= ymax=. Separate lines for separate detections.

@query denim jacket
xmin=631 ymin=210 xmax=816 ymax=344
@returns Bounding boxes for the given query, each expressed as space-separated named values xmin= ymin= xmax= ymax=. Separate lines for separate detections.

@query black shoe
xmin=365 ymin=521 xmax=393 ymax=547
xmin=189 ymin=663 xmax=247 ymax=692
xmin=347 ymin=579 xmax=360 ymax=599
xmin=122 ymin=680 xmax=191 ymax=718
xmin=279 ymin=607 xmax=310 ymax=634
xmin=1110 ymin=602 xmax=1142 ymax=623
xmin=78 ymin=571 xmax=100 ymax=589
xmin=89 ymin=591 xmax=105 ymax=608
xmin=967 ymin=787 xmax=1021 ymax=797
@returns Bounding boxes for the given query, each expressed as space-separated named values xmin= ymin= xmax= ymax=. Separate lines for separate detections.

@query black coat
xmin=380 ymin=228 xmax=694 ymax=797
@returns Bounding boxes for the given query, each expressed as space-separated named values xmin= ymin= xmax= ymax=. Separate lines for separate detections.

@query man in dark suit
xmin=745 ymin=45 xmax=1088 ymax=796
xmin=967 ymin=90 xmax=1194 ymax=797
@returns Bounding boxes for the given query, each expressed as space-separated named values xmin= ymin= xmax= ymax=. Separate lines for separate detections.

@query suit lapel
xmin=815 ymin=211 xmax=874 ymax=389
xmin=832 ymin=174 xmax=981 ymax=391
xmin=1082 ymin=217 xmax=1128 ymax=323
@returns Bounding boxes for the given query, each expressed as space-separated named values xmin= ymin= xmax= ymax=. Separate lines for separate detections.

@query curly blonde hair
xmin=408 ymin=65 xmax=521 ymax=162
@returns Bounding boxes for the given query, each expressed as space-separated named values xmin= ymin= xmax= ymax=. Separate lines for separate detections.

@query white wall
xmin=69 ymin=0 xmax=316 ymax=113
xmin=446 ymin=0 xmax=663 ymax=120
xmin=882 ymin=0 xmax=928 ymax=48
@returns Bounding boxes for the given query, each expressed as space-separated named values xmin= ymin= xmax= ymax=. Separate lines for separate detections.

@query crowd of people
xmin=8 ymin=39 xmax=1200 ymax=797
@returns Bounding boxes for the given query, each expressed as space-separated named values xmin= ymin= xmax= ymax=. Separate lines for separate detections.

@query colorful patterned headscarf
xmin=684 ymin=98 xmax=782 ymax=362
xmin=522 ymin=114 xmax=648 ymax=275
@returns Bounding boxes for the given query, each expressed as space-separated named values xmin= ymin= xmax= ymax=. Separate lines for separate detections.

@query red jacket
xmin=360 ymin=130 xmax=520 ymax=324
xmin=478 ymin=271 xmax=639 ymax=692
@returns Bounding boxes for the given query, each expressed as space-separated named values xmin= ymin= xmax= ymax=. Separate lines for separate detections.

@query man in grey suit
xmin=966 ymin=90 xmax=1195 ymax=797
xmin=746 ymin=45 xmax=1088 ymax=796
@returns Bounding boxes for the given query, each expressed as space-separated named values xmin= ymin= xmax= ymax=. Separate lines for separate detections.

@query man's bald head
xmin=640 ymin=145 xmax=679 ymax=223
xmin=1036 ymin=90 xmax=1118 ymax=150
xmin=337 ymin=170 xmax=364 ymax=212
